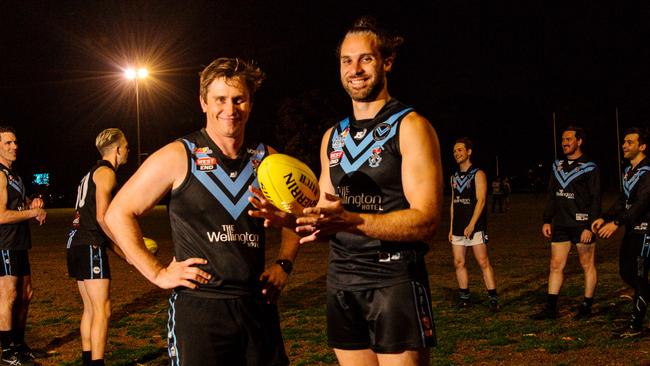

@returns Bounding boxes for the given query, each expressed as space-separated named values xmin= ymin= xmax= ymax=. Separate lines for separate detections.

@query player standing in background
xmin=0 ymin=126 xmax=47 ymax=366
xmin=66 ymin=128 xmax=129 ymax=366
xmin=535 ymin=126 xmax=600 ymax=320
xmin=449 ymin=137 xmax=499 ymax=312
xmin=593 ymin=127 xmax=650 ymax=338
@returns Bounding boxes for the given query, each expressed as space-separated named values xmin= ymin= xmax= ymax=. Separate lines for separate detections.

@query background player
xmin=449 ymin=137 xmax=499 ymax=312
xmin=66 ymin=128 xmax=129 ymax=366
xmin=536 ymin=126 xmax=600 ymax=320
xmin=0 ymin=126 xmax=46 ymax=366
xmin=592 ymin=127 xmax=650 ymax=338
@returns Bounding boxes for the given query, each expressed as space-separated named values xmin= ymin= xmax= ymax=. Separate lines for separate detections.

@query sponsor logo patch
xmin=329 ymin=150 xmax=344 ymax=167
xmin=196 ymin=157 xmax=217 ymax=171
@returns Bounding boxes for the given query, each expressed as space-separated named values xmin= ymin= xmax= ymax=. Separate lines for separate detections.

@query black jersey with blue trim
xmin=604 ymin=157 xmax=650 ymax=233
xmin=0 ymin=164 xmax=31 ymax=250
xmin=67 ymin=160 xmax=114 ymax=248
xmin=451 ymin=166 xmax=487 ymax=236
xmin=542 ymin=155 xmax=601 ymax=229
xmin=170 ymin=129 xmax=268 ymax=298
xmin=326 ymin=99 xmax=429 ymax=291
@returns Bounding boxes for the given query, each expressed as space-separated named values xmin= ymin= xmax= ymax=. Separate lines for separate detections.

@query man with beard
xmin=251 ymin=16 xmax=442 ymax=366
xmin=534 ymin=126 xmax=600 ymax=320
xmin=449 ymin=137 xmax=499 ymax=312
xmin=592 ymin=127 xmax=650 ymax=338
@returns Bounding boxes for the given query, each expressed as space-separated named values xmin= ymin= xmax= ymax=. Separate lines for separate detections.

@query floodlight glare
xmin=137 ymin=68 xmax=149 ymax=79
xmin=124 ymin=68 xmax=136 ymax=80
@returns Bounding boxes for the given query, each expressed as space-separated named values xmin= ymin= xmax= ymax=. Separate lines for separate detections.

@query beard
xmin=342 ymin=71 xmax=386 ymax=102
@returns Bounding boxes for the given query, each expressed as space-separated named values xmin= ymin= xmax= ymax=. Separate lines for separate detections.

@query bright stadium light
xmin=124 ymin=66 xmax=150 ymax=166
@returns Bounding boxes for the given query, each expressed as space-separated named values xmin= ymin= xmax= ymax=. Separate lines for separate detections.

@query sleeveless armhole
xmin=170 ymin=140 xmax=193 ymax=196
xmin=393 ymin=109 xmax=415 ymax=157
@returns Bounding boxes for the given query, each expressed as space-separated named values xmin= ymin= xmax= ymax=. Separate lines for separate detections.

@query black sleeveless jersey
xmin=451 ymin=166 xmax=487 ymax=236
xmin=0 ymin=164 xmax=31 ymax=250
xmin=326 ymin=99 xmax=429 ymax=291
xmin=170 ymin=129 xmax=268 ymax=298
xmin=67 ymin=160 xmax=114 ymax=248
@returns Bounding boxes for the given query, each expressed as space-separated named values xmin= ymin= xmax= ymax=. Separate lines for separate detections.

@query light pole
xmin=124 ymin=67 xmax=148 ymax=166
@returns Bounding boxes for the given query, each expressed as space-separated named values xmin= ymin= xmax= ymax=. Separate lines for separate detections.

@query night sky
xmin=0 ymin=1 xmax=645 ymax=204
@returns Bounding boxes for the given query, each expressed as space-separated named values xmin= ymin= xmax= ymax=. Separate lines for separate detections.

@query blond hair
xmin=95 ymin=128 xmax=125 ymax=155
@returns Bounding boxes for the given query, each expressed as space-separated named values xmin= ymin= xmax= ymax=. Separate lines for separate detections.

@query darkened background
xmin=0 ymin=1 xmax=646 ymax=205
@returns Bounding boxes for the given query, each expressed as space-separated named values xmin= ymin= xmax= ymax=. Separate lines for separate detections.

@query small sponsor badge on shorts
xmin=575 ymin=213 xmax=588 ymax=221
xmin=93 ymin=266 xmax=101 ymax=274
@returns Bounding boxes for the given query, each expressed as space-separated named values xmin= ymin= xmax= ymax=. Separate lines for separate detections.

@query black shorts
xmin=551 ymin=226 xmax=593 ymax=245
xmin=67 ymin=245 xmax=111 ymax=280
xmin=167 ymin=291 xmax=289 ymax=366
xmin=0 ymin=250 xmax=30 ymax=277
xmin=327 ymin=280 xmax=437 ymax=353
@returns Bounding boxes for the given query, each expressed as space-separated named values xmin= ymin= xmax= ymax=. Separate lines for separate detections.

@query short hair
xmin=95 ymin=128 xmax=125 ymax=155
xmin=337 ymin=16 xmax=404 ymax=61
xmin=199 ymin=57 xmax=266 ymax=102
xmin=564 ymin=125 xmax=586 ymax=142
xmin=0 ymin=126 xmax=16 ymax=135
xmin=625 ymin=127 xmax=649 ymax=146
xmin=454 ymin=137 xmax=473 ymax=151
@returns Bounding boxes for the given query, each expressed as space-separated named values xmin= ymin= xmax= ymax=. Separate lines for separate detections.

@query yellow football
xmin=143 ymin=237 xmax=158 ymax=255
xmin=256 ymin=154 xmax=320 ymax=216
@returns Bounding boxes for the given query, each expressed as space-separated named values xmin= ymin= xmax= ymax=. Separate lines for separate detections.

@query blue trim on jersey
xmin=642 ymin=234 xmax=650 ymax=258
xmin=168 ymin=292 xmax=180 ymax=366
xmin=1 ymin=250 xmax=10 ymax=274
xmin=452 ymin=167 xmax=478 ymax=193
xmin=66 ymin=230 xmax=76 ymax=249
xmin=624 ymin=166 xmax=650 ymax=198
xmin=332 ymin=108 xmax=412 ymax=174
xmin=552 ymin=160 xmax=598 ymax=189
xmin=181 ymin=139 xmax=262 ymax=220
xmin=98 ymin=246 xmax=104 ymax=278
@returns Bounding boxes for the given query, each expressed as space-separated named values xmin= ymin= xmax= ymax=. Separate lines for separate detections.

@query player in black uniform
xmin=66 ymin=128 xmax=129 ymax=366
xmin=105 ymin=58 xmax=298 ymax=366
xmin=260 ymin=17 xmax=443 ymax=366
xmin=535 ymin=126 xmax=601 ymax=320
xmin=449 ymin=138 xmax=499 ymax=312
xmin=593 ymin=128 xmax=650 ymax=338
xmin=0 ymin=126 xmax=46 ymax=366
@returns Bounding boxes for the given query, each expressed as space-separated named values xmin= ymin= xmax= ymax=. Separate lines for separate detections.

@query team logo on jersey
xmin=247 ymin=148 xmax=265 ymax=156
xmin=332 ymin=128 xmax=349 ymax=149
xmin=195 ymin=157 xmax=217 ymax=171
xmin=353 ymin=128 xmax=367 ymax=140
xmin=194 ymin=147 xmax=212 ymax=154
xmin=372 ymin=122 xmax=392 ymax=141
xmin=553 ymin=160 xmax=597 ymax=189
xmin=368 ymin=147 xmax=383 ymax=168
xmin=329 ymin=150 xmax=344 ymax=167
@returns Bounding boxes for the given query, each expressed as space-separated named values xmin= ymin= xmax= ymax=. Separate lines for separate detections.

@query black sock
xmin=583 ymin=296 xmax=593 ymax=308
xmin=547 ymin=294 xmax=559 ymax=309
xmin=0 ymin=331 xmax=11 ymax=351
xmin=488 ymin=289 xmax=498 ymax=299
xmin=91 ymin=359 xmax=105 ymax=366
xmin=10 ymin=327 xmax=25 ymax=347
xmin=82 ymin=351 xmax=92 ymax=366
xmin=458 ymin=288 xmax=470 ymax=299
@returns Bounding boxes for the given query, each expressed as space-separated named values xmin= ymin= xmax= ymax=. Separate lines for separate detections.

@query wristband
xmin=275 ymin=259 xmax=293 ymax=274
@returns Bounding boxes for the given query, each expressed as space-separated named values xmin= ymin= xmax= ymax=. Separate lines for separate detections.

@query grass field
xmin=23 ymin=194 xmax=650 ymax=365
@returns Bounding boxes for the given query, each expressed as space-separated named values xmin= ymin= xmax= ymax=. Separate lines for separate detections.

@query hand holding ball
xmin=256 ymin=154 xmax=320 ymax=216
xmin=143 ymin=237 xmax=159 ymax=255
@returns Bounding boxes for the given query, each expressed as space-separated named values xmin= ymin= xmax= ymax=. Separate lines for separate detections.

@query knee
xmin=454 ymin=258 xmax=466 ymax=270
xmin=476 ymin=257 xmax=491 ymax=270
xmin=549 ymin=259 xmax=565 ymax=272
